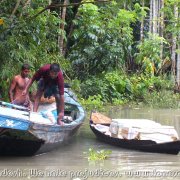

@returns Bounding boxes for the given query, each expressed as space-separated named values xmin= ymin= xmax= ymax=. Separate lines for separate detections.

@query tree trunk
xmin=23 ymin=0 xmax=31 ymax=9
xmin=140 ymin=0 xmax=144 ymax=41
xmin=58 ymin=0 xmax=68 ymax=55
xmin=175 ymin=4 xmax=179 ymax=85
xmin=159 ymin=0 xmax=164 ymax=37
xmin=177 ymin=35 xmax=180 ymax=87
xmin=152 ymin=0 xmax=157 ymax=34
xmin=11 ymin=0 xmax=22 ymax=18
xmin=171 ymin=4 xmax=178 ymax=78
xmin=123 ymin=0 xmax=127 ymax=9
xmin=160 ymin=0 xmax=164 ymax=60
xmin=157 ymin=0 xmax=160 ymax=34
xmin=20 ymin=0 xmax=31 ymax=17
xmin=149 ymin=0 xmax=153 ymax=33
xmin=64 ymin=2 xmax=81 ymax=57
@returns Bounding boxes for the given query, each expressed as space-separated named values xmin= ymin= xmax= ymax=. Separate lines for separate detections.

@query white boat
xmin=0 ymin=88 xmax=85 ymax=156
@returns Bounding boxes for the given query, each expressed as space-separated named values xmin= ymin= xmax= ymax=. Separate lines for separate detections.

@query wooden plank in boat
xmin=91 ymin=112 xmax=111 ymax=124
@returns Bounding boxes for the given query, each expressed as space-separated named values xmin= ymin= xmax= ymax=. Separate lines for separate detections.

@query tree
xmin=0 ymin=0 xmax=67 ymax=99
xmin=67 ymin=2 xmax=137 ymax=79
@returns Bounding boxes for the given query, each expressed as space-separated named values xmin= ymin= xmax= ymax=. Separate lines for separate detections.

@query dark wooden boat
xmin=90 ymin=112 xmax=180 ymax=155
xmin=0 ymin=88 xmax=85 ymax=156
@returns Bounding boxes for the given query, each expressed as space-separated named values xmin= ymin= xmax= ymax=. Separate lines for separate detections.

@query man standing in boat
xmin=23 ymin=63 xmax=64 ymax=125
xmin=9 ymin=63 xmax=31 ymax=108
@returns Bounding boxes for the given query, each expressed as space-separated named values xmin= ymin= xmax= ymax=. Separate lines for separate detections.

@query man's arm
xmin=9 ymin=77 xmax=17 ymax=102
xmin=22 ymin=78 xmax=34 ymax=95
xmin=23 ymin=68 xmax=42 ymax=95
xmin=57 ymin=95 xmax=64 ymax=122
xmin=57 ymin=72 xmax=65 ymax=125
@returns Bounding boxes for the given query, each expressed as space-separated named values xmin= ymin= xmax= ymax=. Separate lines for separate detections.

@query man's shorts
xmin=12 ymin=99 xmax=30 ymax=108
xmin=37 ymin=78 xmax=59 ymax=98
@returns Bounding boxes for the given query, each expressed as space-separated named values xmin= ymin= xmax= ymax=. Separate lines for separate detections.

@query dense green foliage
xmin=0 ymin=0 xmax=179 ymax=108
xmin=78 ymin=71 xmax=179 ymax=109
xmin=136 ymin=33 xmax=168 ymax=76
xmin=0 ymin=0 xmax=70 ymax=98
xmin=68 ymin=2 xmax=136 ymax=79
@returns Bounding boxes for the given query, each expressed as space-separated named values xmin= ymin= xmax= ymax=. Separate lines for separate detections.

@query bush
xmin=143 ymin=90 xmax=180 ymax=108
xmin=79 ymin=71 xmax=176 ymax=107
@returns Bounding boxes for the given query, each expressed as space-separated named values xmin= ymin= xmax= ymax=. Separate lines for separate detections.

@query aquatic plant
xmin=85 ymin=148 xmax=112 ymax=161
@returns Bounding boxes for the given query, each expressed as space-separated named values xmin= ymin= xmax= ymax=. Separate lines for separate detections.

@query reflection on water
xmin=0 ymin=107 xmax=180 ymax=180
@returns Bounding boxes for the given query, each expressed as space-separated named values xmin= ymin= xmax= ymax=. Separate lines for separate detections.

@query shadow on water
xmin=1 ymin=107 xmax=180 ymax=179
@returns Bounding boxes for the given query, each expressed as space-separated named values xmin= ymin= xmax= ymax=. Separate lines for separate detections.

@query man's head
xmin=21 ymin=63 xmax=30 ymax=78
xmin=49 ymin=63 xmax=60 ymax=79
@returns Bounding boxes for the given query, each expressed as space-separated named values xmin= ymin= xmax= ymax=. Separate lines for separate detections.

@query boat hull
xmin=0 ymin=89 xmax=85 ymax=156
xmin=35 ymin=124 xmax=82 ymax=154
xmin=0 ymin=136 xmax=43 ymax=156
xmin=0 ymin=123 xmax=82 ymax=156
xmin=90 ymin=120 xmax=180 ymax=155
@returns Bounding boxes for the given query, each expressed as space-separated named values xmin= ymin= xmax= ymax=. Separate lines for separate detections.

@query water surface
xmin=0 ymin=107 xmax=180 ymax=180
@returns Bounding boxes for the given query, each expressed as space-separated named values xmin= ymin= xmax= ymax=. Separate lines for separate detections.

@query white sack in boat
xmin=29 ymin=112 xmax=55 ymax=125
xmin=109 ymin=119 xmax=179 ymax=143
xmin=138 ymin=126 xmax=179 ymax=143
xmin=94 ymin=124 xmax=109 ymax=133
xmin=112 ymin=119 xmax=161 ymax=128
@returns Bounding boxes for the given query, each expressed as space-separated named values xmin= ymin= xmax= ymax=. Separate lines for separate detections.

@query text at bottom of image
xmin=0 ymin=168 xmax=180 ymax=179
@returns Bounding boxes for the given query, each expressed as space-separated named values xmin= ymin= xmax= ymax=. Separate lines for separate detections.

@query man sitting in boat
xmin=9 ymin=63 xmax=31 ymax=108
xmin=22 ymin=63 xmax=64 ymax=125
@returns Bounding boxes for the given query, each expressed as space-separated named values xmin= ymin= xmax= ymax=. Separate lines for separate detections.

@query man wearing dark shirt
xmin=23 ymin=63 xmax=64 ymax=125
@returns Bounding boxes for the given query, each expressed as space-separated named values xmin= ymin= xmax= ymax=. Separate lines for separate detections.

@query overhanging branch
xmin=0 ymin=0 xmax=112 ymax=34
xmin=31 ymin=0 xmax=112 ymax=19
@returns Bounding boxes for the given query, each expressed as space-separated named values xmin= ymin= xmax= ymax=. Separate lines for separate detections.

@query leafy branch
xmin=31 ymin=0 xmax=113 ymax=19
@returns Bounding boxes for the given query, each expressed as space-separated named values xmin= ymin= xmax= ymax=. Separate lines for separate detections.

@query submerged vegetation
xmin=0 ymin=0 xmax=180 ymax=108
xmin=84 ymin=148 xmax=112 ymax=161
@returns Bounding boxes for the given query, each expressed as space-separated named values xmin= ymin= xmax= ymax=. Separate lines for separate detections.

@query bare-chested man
xmin=9 ymin=64 xmax=31 ymax=108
